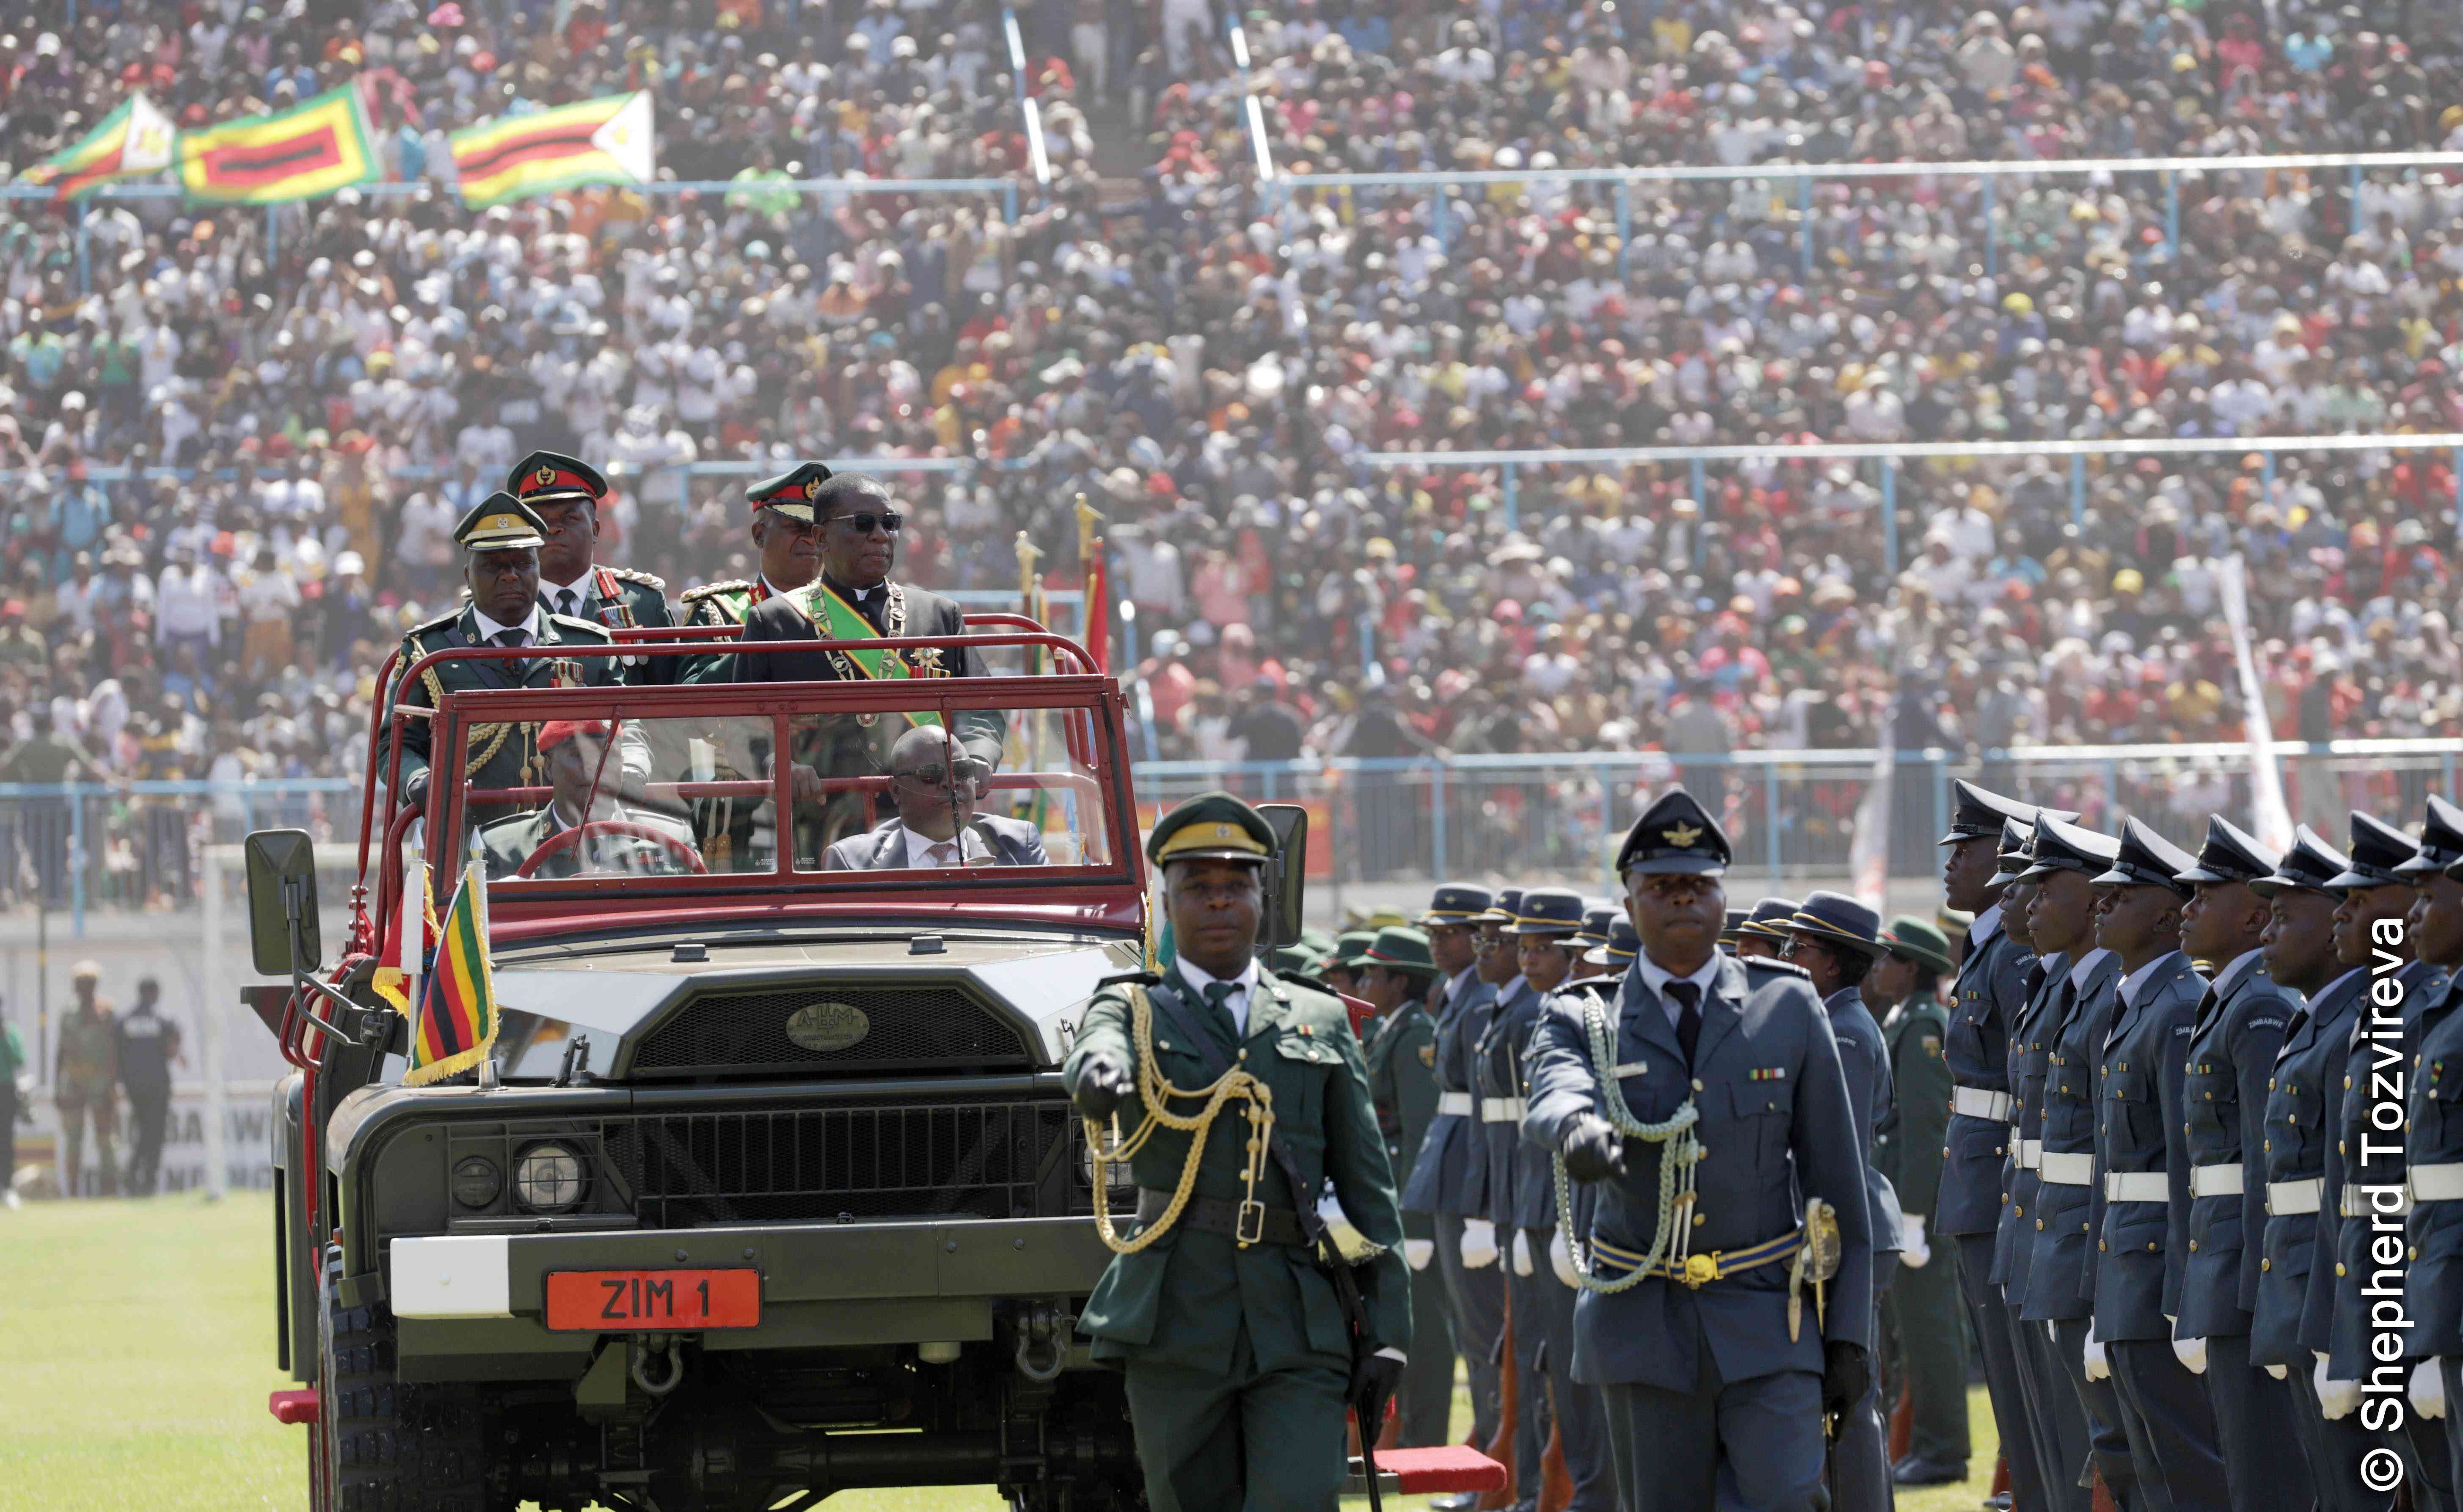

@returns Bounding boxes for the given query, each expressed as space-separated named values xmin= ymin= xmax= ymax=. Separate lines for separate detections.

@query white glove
xmin=2083 ymin=1326 xmax=2110 ymax=1382
xmin=1548 ymin=1228 xmax=1580 ymax=1289
xmin=2172 ymin=1336 xmax=2208 ymax=1375
xmin=1461 ymin=1218 xmax=1499 ymax=1270
xmin=2414 ymin=1359 xmax=2448 ymax=1421
xmin=1511 ymin=1229 xmax=1535 ymax=1277
xmin=1403 ymin=1239 xmax=1435 ymax=1272
xmin=1899 ymin=1214 xmax=1931 ymax=1268
xmin=2265 ymin=1363 xmax=2288 ymax=1380
xmin=2316 ymin=1352 xmax=2360 ymax=1420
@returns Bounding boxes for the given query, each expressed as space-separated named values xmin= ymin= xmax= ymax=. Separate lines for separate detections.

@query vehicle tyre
xmin=317 ymin=1265 xmax=493 ymax=1512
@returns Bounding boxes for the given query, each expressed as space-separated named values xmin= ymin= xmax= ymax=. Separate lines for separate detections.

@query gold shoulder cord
xmin=1085 ymin=983 xmax=1280 ymax=1254
xmin=417 ymin=652 xmax=519 ymax=779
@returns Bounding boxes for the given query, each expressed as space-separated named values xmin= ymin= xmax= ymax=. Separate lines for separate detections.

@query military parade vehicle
xmin=245 ymin=622 xmax=1226 ymax=1512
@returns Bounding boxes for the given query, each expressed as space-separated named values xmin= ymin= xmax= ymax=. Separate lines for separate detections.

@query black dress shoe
xmin=1892 ymin=1458 xmax=1966 ymax=1486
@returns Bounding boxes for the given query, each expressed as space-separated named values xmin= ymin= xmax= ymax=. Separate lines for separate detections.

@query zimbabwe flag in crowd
xmin=177 ymin=85 xmax=377 ymax=204
xmin=403 ymin=859 xmax=501 ymax=1087
xmin=451 ymin=91 xmax=654 ymax=210
xmin=22 ymin=93 xmax=176 ymax=199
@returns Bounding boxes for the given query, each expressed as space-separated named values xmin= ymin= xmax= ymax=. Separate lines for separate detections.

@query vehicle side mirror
xmin=245 ymin=829 xmax=323 ymax=977
xmin=1256 ymin=803 xmax=1307 ymax=950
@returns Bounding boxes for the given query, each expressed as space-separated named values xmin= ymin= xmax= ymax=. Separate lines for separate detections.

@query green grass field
xmin=0 ymin=1194 xmax=2000 ymax=1512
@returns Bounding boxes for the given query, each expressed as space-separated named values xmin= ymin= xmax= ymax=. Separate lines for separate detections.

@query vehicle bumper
xmin=387 ymin=1215 xmax=1113 ymax=1377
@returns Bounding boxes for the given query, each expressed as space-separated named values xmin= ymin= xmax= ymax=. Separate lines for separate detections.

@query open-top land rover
xmin=251 ymin=624 xmax=1169 ymax=1512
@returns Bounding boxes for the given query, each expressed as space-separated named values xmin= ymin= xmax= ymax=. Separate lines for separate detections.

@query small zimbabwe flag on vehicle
xmin=177 ymin=85 xmax=377 ymax=204
xmin=451 ymin=91 xmax=655 ymax=211
xmin=404 ymin=859 xmax=501 ymax=1087
xmin=22 ymin=92 xmax=177 ymax=200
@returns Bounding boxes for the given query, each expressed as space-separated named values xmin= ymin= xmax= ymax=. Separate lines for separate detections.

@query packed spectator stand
xmin=1 ymin=0 xmax=2460 ymax=903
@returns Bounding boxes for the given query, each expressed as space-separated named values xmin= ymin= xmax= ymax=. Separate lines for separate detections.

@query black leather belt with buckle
xmin=1135 ymin=1188 xmax=1310 ymax=1247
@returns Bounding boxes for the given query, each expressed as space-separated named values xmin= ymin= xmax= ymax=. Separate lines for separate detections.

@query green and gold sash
xmin=794 ymin=581 xmax=944 ymax=727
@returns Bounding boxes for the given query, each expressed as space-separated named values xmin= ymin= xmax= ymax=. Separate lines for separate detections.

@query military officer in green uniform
xmin=388 ymin=495 xmax=628 ymax=830
xmin=54 ymin=961 xmax=118 ymax=1196
xmin=506 ymin=452 xmax=677 ymax=682
xmin=475 ymin=720 xmax=701 ymax=880
xmin=1320 ymin=930 xmax=1378 ymax=998
xmin=1066 ymin=793 xmax=1410 ymax=1512
xmin=675 ymin=464 xmax=828 ymax=685
xmin=1868 ymin=915 xmax=1971 ymax=1485
xmin=1358 ymin=925 xmax=1453 ymax=1447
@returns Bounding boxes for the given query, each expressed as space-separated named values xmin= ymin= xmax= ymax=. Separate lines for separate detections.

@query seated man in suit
xmin=823 ymin=726 xmax=1048 ymax=870
xmin=479 ymin=720 xmax=700 ymax=879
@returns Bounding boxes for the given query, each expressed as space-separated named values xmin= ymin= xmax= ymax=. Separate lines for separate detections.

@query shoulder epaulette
xmin=546 ymin=611 xmax=615 ymax=640
xmin=1744 ymin=956 xmax=1813 ymax=980
xmin=608 ymin=566 xmax=668 ymax=591
xmin=1270 ymin=970 xmax=1346 ymax=1000
xmin=1559 ymin=976 xmax=1620 ymax=1001
xmin=680 ymin=579 xmax=752 ymax=605
xmin=1095 ymin=970 xmax=1163 ymax=991
xmin=405 ymin=608 xmax=460 ymax=639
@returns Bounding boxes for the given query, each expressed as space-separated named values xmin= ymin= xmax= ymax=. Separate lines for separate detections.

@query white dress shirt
xmin=2069 ymin=948 xmax=2114 ymax=991
xmin=540 ymin=571 xmax=596 ymax=620
xmin=471 ymin=603 xmax=545 ymax=645
xmin=2116 ymin=950 xmax=2187 ymax=1009
xmin=1634 ymin=952 xmax=1724 ymax=1030
xmin=900 ymin=825 xmax=983 ymax=868
xmin=1175 ymin=954 xmax=1264 ymax=1038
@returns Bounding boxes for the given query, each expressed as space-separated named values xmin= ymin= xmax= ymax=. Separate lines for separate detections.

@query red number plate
xmin=544 ymin=1269 xmax=761 ymax=1331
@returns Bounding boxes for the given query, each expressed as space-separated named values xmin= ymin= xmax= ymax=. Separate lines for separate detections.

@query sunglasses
xmin=893 ymin=758 xmax=989 ymax=789
xmin=823 ymin=510 xmax=904 ymax=535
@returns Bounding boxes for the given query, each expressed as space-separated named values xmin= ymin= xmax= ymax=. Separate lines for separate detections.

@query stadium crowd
xmin=0 ymin=0 xmax=2459 ymax=840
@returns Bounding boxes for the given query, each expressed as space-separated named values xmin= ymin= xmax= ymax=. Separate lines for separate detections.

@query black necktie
xmin=1668 ymin=980 xmax=1703 ymax=1066
xmin=556 ymin=588 xmax=578 ymax=618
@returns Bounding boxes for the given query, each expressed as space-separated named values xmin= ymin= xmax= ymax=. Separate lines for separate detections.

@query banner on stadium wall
xmin=176 ymin=86 xmax=379 ymax=204
xmin=449 ymin=91 xmax=655 ymax=210
xmin=22 ymin=92 xmax=177 ymax=200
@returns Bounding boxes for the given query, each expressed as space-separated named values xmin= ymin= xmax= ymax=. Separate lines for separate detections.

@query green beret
xmin=1882 ymin=915 xmax=1957 ymax=976
xmin=1146 ymin=790 xmax=1275 ymax=867
xmin=1364 ymin=926 xmax=1436 ymax=977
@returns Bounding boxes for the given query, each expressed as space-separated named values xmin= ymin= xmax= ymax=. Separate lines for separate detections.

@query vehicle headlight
xmin=1078 ymin=1136 xmax=1135 ymax=1194
xmin=513 ymin=1141 xmax=590 ymax=1213
xmin=451 ymin=1156 xmax=502 ymax=1209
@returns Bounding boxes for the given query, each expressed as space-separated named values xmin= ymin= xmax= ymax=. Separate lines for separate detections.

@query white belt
xmin=1953 ymin=1088 xmax=2014 ymax=1122
xmin=2038 ymin=1151 xmax=2094 ymax=1186
xmin=2017 ymin=1138 xmax=2043 ymax=1171
xmin=1437 ymin=1092 xmax=1473 ymax=1118
xmin=2413 ymin=1164 xmax=2463 ymax=1204
xmin=2105 ymin=1171 xmax=2168 ymax=1204
xmin=2343 ymin=1185 xmax=2413 ymax=1218
xmin=2267 ymin=1178 xmax=2322 ymax=1215
xmin=1480 ymin=1096 xmax=1526 ymax=1124
xmin=2190 ymin=1162 xmax=2243 ymax=1198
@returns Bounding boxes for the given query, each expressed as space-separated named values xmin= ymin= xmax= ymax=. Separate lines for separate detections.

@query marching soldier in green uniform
xmin=388 ymin=496 xmax=628 ymax=831
xmin=1319 ymin=930 xmax=1379 ymax=998
xmin=1358 ymin=925 xmax=1454 ymax=1447
xmin=1868 ymin=916 xmax=1971 ymax=1485
xmin=507 ymin=452 xmax=677 ymax=683
xmin=1065 ymin=793 xmax=1409 ymax=1511
xmin=675 ymin=464 xmax=828 ymax=685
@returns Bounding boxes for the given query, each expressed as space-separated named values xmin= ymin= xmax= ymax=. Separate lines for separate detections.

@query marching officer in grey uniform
xmin=1358 ymin=925 xmax=1454 ymax=1448
xmin=2169 ymin=816 xmax=2317 ymax=1512
xmin=2016 ymin=815 xmax=2141 ymax=1508
xmin=2248 ymin=824 xmax=2383 ymax=1510
xmin=2311 ymin=810 xmax=2457 ymax=1512
xmin=1871 ymin=916 xmax=1973 ymax=1486
xmin=1505 ymin=890 xmax=1614 ymax=1512
xmin=1482 ymin=887 xmax=1572 ymax=1511
xmin=1525 ymin=790 xmax=1873 ymax=1512
xmin=2388 ymin=800 xmax=2463 ymax=1499
xmin=2086 ymin=820 xmax=2231 ymax=1507
xmin=1778 ymin=892 xmax=1901 ymax=1512
xmin=1400 ymin=882 xmax=1505 ymax=1493
xmin=2410 ymin=809 xmax=2463 ymax=1485
xmin=1995 ymin=818 xmax=2096 ymax=1512
xmin=1937 ymin=782 xmax=2075 ymax=1512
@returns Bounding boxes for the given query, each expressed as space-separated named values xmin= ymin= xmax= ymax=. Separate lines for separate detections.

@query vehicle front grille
xmin=603 ymin=1096 xmax=1076 ymax=1225
xmin=628 ymin=984 xmax=1034 ymax=1079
